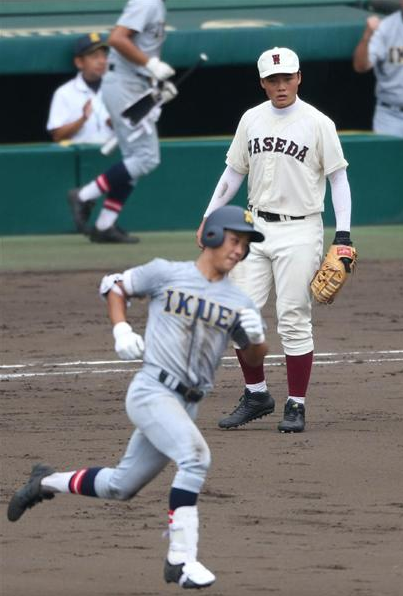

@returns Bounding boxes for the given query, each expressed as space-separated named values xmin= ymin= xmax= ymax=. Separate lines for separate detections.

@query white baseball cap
xmin=257 ymin=47 xmax=300 ymax=78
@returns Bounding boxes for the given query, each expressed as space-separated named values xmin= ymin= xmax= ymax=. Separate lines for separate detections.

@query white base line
xmin=1 ymin=352 xmax=402 ymax=380
xmin=1 ymin=349 xmax=402 ymax=370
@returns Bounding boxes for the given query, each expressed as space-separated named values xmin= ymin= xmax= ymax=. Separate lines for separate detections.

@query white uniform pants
xmin=94 ymin=370 xmax=211 ymax=500
xmin=230 ymin=213 xmax=323 ymax=355
xmin=373 ymin=103 xmax=403 ymax=138
xmin=101 ymin=71 xmax=160 ymax=180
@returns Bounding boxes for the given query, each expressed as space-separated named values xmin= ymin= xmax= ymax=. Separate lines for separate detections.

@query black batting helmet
xmin=201 ymin=205 xmax=264 ymax=259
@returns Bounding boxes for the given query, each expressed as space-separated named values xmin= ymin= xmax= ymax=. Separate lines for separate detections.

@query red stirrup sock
xmin=236 ymin=349 xmax=265 ymax=384
xmin=285 ymin=352 xmax=313 ymax=397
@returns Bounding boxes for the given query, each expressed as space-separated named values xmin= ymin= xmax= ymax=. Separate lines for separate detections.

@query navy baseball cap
xmin=74 ymin=33 xmax=109 ymax=57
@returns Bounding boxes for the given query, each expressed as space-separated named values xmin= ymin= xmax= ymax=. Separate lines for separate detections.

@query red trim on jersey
xmin=168 ymin=509 xmax=174 ymax=523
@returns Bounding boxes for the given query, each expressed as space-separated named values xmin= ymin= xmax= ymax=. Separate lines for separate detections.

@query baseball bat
xmin=122 ymin=52 xmax=209 ymax=124
xmin=173 ymin=52 xmax=209 ymax=87
xmin=101 ymin=53 xmax=209 ymax=155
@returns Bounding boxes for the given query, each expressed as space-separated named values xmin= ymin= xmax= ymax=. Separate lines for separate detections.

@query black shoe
xmin=164 ymin=560 xmax=216 ymax=589
xmin=278 ymin=399 xmax=305 ymax=433
xmin=115 ymin=224 xmax=129 ymax=237
xmin=218 ymin=388 xmax=275 ymax=429
xmin=7 ymin=463 xmax=55 ymax=522
xmin=68 ymin=188 xmax=95 ymax=234
xmin=89 ymin=225 xmax=140 ymax=244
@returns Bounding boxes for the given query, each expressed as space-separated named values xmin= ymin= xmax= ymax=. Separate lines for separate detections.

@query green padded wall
xmin=1 ymin=135 xmax=402 ymax=236
xmin=329 ymin=135 xmax=403 ymax=226
xmin=77 ymin=140 xmax=235 ymax=233
xmin=0 ymin=145 xmax=77 ymax=235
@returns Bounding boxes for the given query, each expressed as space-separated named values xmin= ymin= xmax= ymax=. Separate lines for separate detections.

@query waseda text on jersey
xmin=248 ymin=137 xmax=309 ymax=162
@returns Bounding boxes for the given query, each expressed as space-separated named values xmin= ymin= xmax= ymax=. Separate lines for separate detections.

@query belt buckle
xmin=184 ymin=387 xmax=204 ymax=402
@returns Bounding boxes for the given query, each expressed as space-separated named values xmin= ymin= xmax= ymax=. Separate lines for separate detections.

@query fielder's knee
xmin=281 ymin=334 xmax=314 ymax=356
xmin=278 ymin=321 xmax=313 ymax=355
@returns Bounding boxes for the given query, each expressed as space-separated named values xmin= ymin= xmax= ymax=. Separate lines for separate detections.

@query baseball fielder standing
xmin=68 ymin=0 xmax=177 ymax=243
xmin=8 ymin=206 xmax=267 ymax=589
xmin=197 ymin=47 xmax=355 ymax=433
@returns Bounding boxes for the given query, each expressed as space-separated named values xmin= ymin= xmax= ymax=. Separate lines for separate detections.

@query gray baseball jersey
xmin=108 ymin=0 xmax=167 ymax=77
xmin=92 ymin=258 xmax=260 ymax=501
xmin=369 ymin=10 xmax=403 ymax=106
xmin=122 ymin=258 xmax=257 ymax=392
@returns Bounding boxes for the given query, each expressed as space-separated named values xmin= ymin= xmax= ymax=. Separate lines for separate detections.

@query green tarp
xmin=1 ymin=134 xmax=402 ymax=235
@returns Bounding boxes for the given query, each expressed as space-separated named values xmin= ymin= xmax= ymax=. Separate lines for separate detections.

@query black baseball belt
xmin=158 ymin=370 xmax=205 ymax=403
xmin=108 ymin=63 xmax=152 ymax=82
xmin=248 ymin=205 xmax=305 ymax=222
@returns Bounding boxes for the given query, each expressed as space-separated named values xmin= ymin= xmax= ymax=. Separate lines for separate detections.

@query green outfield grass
xmin=1 ymin=226 xmax=402 ymax=272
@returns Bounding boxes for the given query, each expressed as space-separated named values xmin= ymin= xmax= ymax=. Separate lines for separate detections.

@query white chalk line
xmin=1 ymin=349 xmax=402 ymax=370
xmin=0 ymin=350 xmax=402 ymax=380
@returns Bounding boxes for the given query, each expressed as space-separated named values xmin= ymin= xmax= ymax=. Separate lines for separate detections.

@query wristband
xmin=333 ymin=231 xmax=352 ymax=246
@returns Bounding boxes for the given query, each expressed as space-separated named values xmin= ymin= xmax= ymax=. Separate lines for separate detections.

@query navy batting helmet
xmin=201 ymin=205 xmax=264 ymax=259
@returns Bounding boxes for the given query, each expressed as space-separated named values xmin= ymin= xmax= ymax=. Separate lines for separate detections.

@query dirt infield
xmin=1 ymin=261 xmax=402 ymax=596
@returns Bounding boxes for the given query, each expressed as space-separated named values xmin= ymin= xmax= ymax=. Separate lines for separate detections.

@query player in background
xmin=68 ymin=0 xmax=176 ymax=244
xmin=353 ymin=0 xmax=403 ymax=138
xmin=197 ymin=47 xmax=354 ymax=433
xmin=47 ymin=33 xmax=112 ymax=145
xmin=7 ymin=206 xmax=267 ymax=590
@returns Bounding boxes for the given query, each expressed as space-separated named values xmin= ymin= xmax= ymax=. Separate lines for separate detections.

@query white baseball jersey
xmin=226 ymin=97 xmax=348 ymax=216
xmin=47 ymin=73 xmax=112 ymax=144
xmin=369 ymin=10 xmax=403 ymax=107
xmin=109 ymin=0 xmax=167 ymax=78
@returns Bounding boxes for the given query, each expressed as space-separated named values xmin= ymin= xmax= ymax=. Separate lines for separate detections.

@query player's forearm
xmin=50 ymin=117 xmax=86 ymax=142
xmin=328 ymin=168 xmax=351 ymax=232
xmin=204 ymin=166 xmax=245 ymax=218
xmin=353 ymin=30 xmax=373 ymax=72
xmin=108 ymin=27 xmax=149 ymax=66
xmin=240 ymin=341 xmax=268 ymax=367
xmin=107 ymin=286 xmax=128 ymax=325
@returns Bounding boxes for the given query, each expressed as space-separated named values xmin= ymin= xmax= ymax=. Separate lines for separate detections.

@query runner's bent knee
xmin=173 ymin=441 xmax=211 ymax=494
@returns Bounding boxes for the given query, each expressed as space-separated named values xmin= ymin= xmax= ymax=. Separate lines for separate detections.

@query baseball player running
xmin=197 ymin=47 xmax=355 ymax=433
xmin=68 ymin=0 xmax=177 ymax=243
xmin=7 ymin=206 xmax=267 ymax=590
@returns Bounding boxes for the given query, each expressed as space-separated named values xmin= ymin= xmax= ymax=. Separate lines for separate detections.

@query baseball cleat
xmin=278 ymin=399 xmax=305 ymax=433
xmin=7 ymin=463 xmax=55 ymax=522
xmin=89 ymin=225 xmax=140 ymax=244
xmin=164 ymin=560 xmax=216 ymax=589
xmin=218 ymin=388 xmax=275 ymax=429
xmin=67 ymin=188 xmax=96 ymax=234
